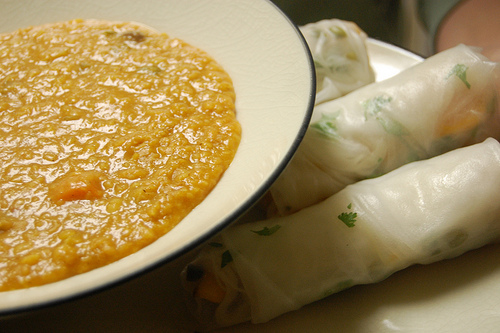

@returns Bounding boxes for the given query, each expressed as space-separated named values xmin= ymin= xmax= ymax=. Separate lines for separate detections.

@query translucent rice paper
xmin=270 ymin=44 xmax=500 ymax=215
xmin=300 ymin=19 xmax=375 ymax=105
xmin=183 ymin=138 xmax=500 ymax=327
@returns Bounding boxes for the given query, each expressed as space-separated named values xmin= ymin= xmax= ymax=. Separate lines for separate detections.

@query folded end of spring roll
xmin=299 ymin=18 xmax=376 ymax=104
xmin=181 ymin=245 xmax=252 ymax=329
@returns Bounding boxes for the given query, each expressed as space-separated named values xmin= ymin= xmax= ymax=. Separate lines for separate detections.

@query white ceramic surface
xmin=0 ymin=0 xmax=315 ymax=314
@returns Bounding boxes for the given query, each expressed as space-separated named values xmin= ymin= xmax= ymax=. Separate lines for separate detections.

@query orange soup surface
xmin=0 ymin=19 xmax=241 ymax=290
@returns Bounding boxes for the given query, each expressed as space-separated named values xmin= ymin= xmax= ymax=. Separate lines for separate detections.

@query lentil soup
xmin=0 ymin=19 xmax=241 ymax=291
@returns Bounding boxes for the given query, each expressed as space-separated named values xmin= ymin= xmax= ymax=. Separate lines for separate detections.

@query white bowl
xmin=0 ymin=0 xmax=314 ymax=314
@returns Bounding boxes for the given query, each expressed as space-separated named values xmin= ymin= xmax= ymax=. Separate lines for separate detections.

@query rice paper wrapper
xmin=182 ymin=138 xmax=500 ymax=327
xmin=270 ymin=44 xmax=500 ymax=215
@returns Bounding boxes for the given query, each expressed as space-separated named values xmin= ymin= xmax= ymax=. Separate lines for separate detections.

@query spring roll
xmin=299 ymin=19 xmax=375 ymax=104
xmin=270 ymin=44 xmax=500 ymax=215
xmin=182 ymin=138 xmax=500 ymax=327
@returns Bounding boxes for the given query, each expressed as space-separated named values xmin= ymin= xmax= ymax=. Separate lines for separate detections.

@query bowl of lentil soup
xmin=0 ymin=0 xmax=314 ymax=314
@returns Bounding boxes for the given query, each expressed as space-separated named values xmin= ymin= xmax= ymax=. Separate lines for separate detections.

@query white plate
xmin=0 ymin=0 xmax=314 ymax=315
xmin=3 ymin=39 xmax=500 ymax=333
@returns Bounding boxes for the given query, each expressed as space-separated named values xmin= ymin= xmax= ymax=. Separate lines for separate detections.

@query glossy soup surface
xmin=0 ymin=19 xmax=241 ymax=291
